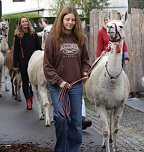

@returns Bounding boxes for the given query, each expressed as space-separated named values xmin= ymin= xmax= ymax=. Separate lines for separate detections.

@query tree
xmin=128 ymin=0 xmax=144 ymax=13
xmin=52 ymin=0 xmax=110 ymax=17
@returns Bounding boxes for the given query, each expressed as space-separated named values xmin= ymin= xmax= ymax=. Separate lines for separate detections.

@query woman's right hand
xmin=60 ymin=81 xmax=71 ymax=90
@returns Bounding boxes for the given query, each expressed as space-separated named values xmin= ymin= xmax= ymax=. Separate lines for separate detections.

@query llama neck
xmin=107 ymin=41 xmax=123 ymax=75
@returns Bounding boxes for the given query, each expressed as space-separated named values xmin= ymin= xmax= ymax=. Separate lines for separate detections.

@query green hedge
xmin=3 ymin=13 xmax=56 ymax=47
xmin=2 ymin=13 xmax=89 ymax=48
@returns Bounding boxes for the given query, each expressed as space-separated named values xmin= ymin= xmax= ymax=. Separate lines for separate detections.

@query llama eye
xmin=110 ymin=26 xmax=114 ymax=29
xmin=119 ymin=26 xmax=123 ymax=29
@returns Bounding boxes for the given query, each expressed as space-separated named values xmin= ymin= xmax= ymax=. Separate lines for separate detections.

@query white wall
xmin=1 ymin=0 xmax=55 ymax=16
xmin=2 ymin=0 xmax=37 ymax=15
xmin=106 ymin=0 xmax=128 ymax=13
xmin=1 ymin=0 xmax=128 ymax=16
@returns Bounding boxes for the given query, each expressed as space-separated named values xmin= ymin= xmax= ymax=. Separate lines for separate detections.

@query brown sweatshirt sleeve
xmin=43 ymin=35 xmax=64 ymax=86
xmin=81 ymin=42 xmax=91 ymax=73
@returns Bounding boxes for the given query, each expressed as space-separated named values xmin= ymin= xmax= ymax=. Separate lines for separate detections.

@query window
xmin=13 ymin=0 xmax=25 ymax=1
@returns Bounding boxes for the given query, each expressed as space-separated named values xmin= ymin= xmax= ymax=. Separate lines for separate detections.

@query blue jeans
xmin=48 ymin=82 xmax=83 ymax=152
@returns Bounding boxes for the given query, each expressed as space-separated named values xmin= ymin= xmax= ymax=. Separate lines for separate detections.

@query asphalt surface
xmin=0 ymin=81 xmax=103 ymax=152
xmin=1 ymin=78 xmax=144 ymax=152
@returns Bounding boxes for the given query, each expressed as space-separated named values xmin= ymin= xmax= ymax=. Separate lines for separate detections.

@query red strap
xmin=58 ymin=87 xmax=71 ymax=118
xmin=15 ymin=34 xmax=24 ymax=59
xmin=19 ymin=37 xmax=24 ymax=59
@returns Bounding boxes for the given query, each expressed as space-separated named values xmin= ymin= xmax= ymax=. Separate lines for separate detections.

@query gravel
xmin=121 ymin=105 xmax=144 ymax=136
xmin=86 ymin=99 xmax=144 ymax=152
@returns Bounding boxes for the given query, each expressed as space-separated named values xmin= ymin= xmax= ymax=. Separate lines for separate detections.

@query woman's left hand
xmin=82 ymin=72 xmax=89 ymax=82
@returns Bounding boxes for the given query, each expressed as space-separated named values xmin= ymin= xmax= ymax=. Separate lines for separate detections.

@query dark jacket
xmin=13 ymin=32 xmax=42 ymax=68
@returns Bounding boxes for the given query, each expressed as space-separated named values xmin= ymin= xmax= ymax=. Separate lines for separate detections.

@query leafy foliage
xmin=2 ymin=13 xmax=41 ymax=19
xmin=52 ymin=0 xmax=110 ymax=17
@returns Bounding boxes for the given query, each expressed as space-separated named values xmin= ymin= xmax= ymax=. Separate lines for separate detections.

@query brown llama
xmin=5 ymin=49 xmax=22 ymax=101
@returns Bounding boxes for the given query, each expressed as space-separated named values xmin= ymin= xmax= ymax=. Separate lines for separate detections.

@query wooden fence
xmin=89 ymin=8 xmax=144 ymax=92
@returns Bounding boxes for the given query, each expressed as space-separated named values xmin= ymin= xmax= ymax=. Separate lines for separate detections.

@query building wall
xmin=106 ymin=0 xmax=128 ymax=13
xmin=1 ymin=0 xmax=54 ymax=16
xmin=2 ymin=0 xmax=129 ymax=16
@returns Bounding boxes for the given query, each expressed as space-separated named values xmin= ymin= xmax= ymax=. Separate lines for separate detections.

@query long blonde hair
xmin=14 ymin=16 xmax=35 ymax=37
xmin=50 ymin=6 xmax=86 ymax=46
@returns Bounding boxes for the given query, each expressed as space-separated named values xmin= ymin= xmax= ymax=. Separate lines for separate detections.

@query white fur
xmin=85 ymin=20 xmax=130 ymax=152
xmin=28 ymin=50 xmax=52 ymax=127
xmin=0 ymin=51 xmax=4 ymax=97
xmin=0 ymin=20 xmax=9 ymax=92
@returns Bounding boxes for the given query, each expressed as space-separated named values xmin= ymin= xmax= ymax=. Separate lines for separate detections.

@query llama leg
xmin=13 ymin=75 xmax=17 ymax=100
xmin=15 ymin=73 xmax=21 ymax=101
xmin=11 ymin=80 xmax=15 ymax=96
xmin=0 ymin=85 xmax=1 ymax=97
xmin=113 ymin=104 xmax=124 ymax=152
xmin=109 ymin=109 xmax=114 ymax=144
xmin=14 ymin=82 xmax=17 ymax=100
xmin=17 ymin=77 xmax=21 ymax=101
xmin=32 ymin=85 xmax=44 ymax=120
xmin=0 ymin=69 xmax=2 ymax=97
xmin=97 ymin=106 xmax=110 ymax=152
xmin=38 ymin=86 xmax=51 ymax=127
xmin=10 ymin=73 xmax=15 ymax=96
xmin=17 ymin=85 xmax=21 ymax=101
xmin=44 ymin=105 xmax=51 ymax=127
xmin=4 ymin=65 xmax=9 ymax=91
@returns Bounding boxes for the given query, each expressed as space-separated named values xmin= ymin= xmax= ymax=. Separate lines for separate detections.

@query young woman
xmin=43 ymin=6 xmax=90 ymax=152
xmin=13 ymin=16 xmax=42 ymax=110
xmin=37 ymin=17 xmax=92 ymax=130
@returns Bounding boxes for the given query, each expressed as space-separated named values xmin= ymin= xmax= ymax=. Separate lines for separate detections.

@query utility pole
xmin=0 ymin=0 xmax=2 ymax=21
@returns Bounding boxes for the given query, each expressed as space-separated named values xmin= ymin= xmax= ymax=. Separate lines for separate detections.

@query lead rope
xmin=58 ymin=50 xmax=108 ymax=118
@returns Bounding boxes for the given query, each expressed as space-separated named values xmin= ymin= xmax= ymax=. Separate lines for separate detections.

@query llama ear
xmin=6 ymin=18 xmax=10 ymax=23
xmin=108 ymin=12 xmax=111 ymax=20
xmin=121 ymin=11 xmax=128 ymax=24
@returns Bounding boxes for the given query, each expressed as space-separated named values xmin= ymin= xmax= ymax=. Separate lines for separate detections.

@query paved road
xmin=0 ymin=83 xmax=103 ymax=152
xmin=1 ymin=79 xmax=144 ymax=152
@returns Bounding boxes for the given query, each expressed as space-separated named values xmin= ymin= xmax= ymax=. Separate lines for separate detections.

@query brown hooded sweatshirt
xmin=43 ymin=33 xmax=90 ymax=86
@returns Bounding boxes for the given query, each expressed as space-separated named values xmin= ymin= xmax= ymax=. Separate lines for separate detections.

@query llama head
xmin=0 ymin=20 xmax=9 ymax=39
xmin=0 ymin=20 xmax=9 ymax=31
xmin=106 ymin=20 xmax=125 ymax=42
